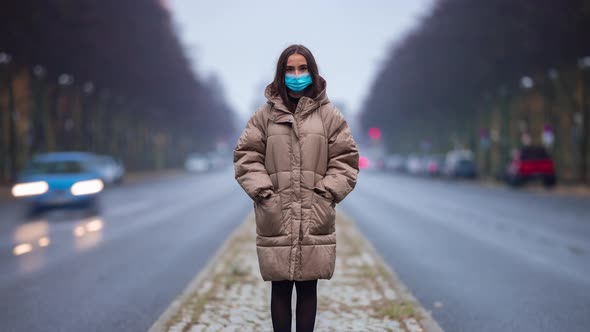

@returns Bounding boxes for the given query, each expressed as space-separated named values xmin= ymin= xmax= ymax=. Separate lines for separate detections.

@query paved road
xmin=1 ymin=169 xmax=589 ymax=331
xmin=0 ymin=169 xmax=251 ymax=332
xmin=340 ymin=171 xmax=590 ymax=332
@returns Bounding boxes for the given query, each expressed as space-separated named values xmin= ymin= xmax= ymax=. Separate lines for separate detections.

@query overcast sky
xmin=169 ymin=0 xmax=434 ymax=120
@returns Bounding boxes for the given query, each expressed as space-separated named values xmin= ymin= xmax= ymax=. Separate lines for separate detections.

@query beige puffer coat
xmin=233 ymin=78 xmax=359 ymax=281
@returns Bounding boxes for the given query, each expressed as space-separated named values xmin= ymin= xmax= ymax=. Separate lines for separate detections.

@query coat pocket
xmin=309 ymin=191 xmax=336 ymax=235
xmin=254 ymin=193 xmax=283 ymax=237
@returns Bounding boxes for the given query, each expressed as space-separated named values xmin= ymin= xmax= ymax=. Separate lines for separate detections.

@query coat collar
xmin=264 ymin=76 xmax=330 ymax=123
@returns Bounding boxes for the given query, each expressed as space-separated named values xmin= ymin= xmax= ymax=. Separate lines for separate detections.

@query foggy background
xmin=1 ymin=1 xmax=589 ymax=332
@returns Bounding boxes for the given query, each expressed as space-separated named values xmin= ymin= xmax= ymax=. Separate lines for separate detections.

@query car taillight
xmin=359 ymin=156 xmax=369 ymax=169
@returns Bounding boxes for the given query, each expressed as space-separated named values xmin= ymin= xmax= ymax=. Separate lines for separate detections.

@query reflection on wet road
xmin=0 ymin=169 xmax=252 ymax=332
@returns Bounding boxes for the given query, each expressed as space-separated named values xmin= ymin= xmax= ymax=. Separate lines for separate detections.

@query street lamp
xmin=0 ymin=52 xmax=12 ymax=64
xmin=520 ymin=76 xmax=534 ymax=89
xmin=578 ymin=56 xmax=590 ymax=70
xmin=30 ymin=65 xmax=47 ymax=152
xmin=83 ymin=81 xmax=95 ymax=95
xmin=58 ymin=73 xmax=74 ymax=86
xmin=33 ymin=65 xmax=46 ymax=79
xmin=518 ymin=76 xmax=535 ymax=146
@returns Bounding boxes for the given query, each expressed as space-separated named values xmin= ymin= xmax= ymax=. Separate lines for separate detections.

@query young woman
xmin=233 ymin=44 xmax=359 ymax=332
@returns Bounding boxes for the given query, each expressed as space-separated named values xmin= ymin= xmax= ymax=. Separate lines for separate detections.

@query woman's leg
xmin=294 ymin=279 xmax=318 ymax=332
xmin=271 ymin=280 xmax=295 ymax=332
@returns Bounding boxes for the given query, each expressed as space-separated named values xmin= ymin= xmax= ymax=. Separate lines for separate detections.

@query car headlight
xmin=71 ymin=179 xmax=104 ymax=196
xmin=11 ymin=181 xmax=49 ymax=197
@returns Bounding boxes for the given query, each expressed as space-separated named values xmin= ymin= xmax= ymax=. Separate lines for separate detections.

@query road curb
xmin=146 ymin=211 xmax=252 ymax=332
xmin=339 ymin=210 xmax=444 ymax=332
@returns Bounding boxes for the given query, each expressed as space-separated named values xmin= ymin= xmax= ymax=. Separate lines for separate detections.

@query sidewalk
xmin=148 ymin=210 xmax=443 ymax=332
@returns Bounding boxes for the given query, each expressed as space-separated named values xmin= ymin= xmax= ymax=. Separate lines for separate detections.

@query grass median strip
xmin=149 ymin=210 xmax=443 ymax=332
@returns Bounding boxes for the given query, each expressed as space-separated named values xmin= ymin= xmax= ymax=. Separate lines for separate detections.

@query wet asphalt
xmin=0 ymin=169 xmax=251 ymax=332
xmin=340 ymin=171 xmax=590 ymax=332
xmin=0 ymin=169 xmax=589 ymax=331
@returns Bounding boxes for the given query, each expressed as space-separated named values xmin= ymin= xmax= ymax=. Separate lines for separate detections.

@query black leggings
xmin=271 ymin=279 xmax=318 ymax=332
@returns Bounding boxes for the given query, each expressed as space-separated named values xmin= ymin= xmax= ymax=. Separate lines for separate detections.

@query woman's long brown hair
xmin=269 ymin=44 xmax=322 ymax=112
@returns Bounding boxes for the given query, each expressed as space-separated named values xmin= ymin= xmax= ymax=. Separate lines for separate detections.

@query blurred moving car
xmin=11 ymin=152 xmax=104 ymax=214
xmin=93 ymin=155 xmax=125 ymax=185
xmin=443 ymin=149 xmax=477 ymax=178
xmin=505 ymin=146 xmax=556 ymax=187
xmin=185 ymin=153 xmax=211 ymax=173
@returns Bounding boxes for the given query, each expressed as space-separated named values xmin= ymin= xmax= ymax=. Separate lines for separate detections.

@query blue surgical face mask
xmin=285 ymin=73 xmax=312 ymax=92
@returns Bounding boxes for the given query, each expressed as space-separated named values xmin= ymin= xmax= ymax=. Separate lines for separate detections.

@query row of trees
xmin=0 ymin=0 xmax=235 ymax=182
xmin=360 ymin=0 xmax=590 ymax=183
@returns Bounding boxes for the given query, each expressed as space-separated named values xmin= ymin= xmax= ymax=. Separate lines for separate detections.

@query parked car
xmin=504 ymin=146 xmax=556 ymax=187
xmin=92 ymin=155 xmax=125 ymax=185
xmin=384 ymin=154 xmax=406 ymax=172
xmin=185 ymin=153 xmax=211 ymax=173
xmin=444 ymin=158 xmax=477 ymax=179
xmin=12 ymin=152 xmax=104 ymax=214
xmin=358 ymin=143 xmax=386 ymax=171
xmin=359 ymin=154 xmax=384 ymax=171
xmin=405 ymin=154 xmax=424 ymax=175
xmin=443 ymin=149 xmax=477 ymax=178
xmin=207 ymin=151 xmax=230 ymax=171
xmin=423 ymin=155 xmax=445 ymax=177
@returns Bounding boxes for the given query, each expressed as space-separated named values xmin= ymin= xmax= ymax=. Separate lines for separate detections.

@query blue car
xmin=12 ymin=152 xmax=105 ymax=213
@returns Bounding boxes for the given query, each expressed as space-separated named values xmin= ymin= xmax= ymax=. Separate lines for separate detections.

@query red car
xmin=505 ymin=146 xmax=556 ymax=187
